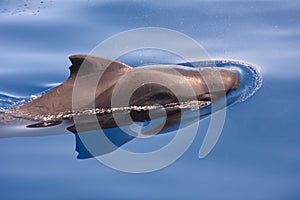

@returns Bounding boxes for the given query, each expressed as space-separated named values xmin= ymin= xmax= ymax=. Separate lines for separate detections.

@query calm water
xmin=1 ymin=0 xmax=300 ymax=199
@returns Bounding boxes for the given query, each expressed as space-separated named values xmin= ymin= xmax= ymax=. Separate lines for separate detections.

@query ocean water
xmin=0 ymin=0 xmax=300 ymax=199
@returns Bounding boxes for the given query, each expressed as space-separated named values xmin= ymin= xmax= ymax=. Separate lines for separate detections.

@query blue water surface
xmin=0 ymin=0 xmax=300 ymax=199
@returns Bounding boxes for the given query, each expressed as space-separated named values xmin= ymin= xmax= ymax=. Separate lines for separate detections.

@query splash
xmin=0 ymin=0 xmax=52 ymax=16
xmin=0 ymin=93 xmax=33 ymax=111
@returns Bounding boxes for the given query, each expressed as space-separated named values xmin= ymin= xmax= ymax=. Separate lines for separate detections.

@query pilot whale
xmin=12 ymin=54 xmax=240 ymax=133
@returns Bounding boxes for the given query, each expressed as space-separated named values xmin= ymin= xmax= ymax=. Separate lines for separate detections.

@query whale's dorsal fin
xmin=16 ymin=55 xmax=132 ymax=117
xmin=68 ymin=54 xmax=132 ymax=77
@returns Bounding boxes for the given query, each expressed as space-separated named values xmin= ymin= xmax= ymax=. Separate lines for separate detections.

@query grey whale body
xmin=12 ymin=54 xmax=240 ymax=134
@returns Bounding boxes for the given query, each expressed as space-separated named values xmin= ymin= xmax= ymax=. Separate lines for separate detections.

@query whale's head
xmin=193 ymin=67 xmax=240 ymax=102
xmin=219 ymin=68 xmax=240 ymax=91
